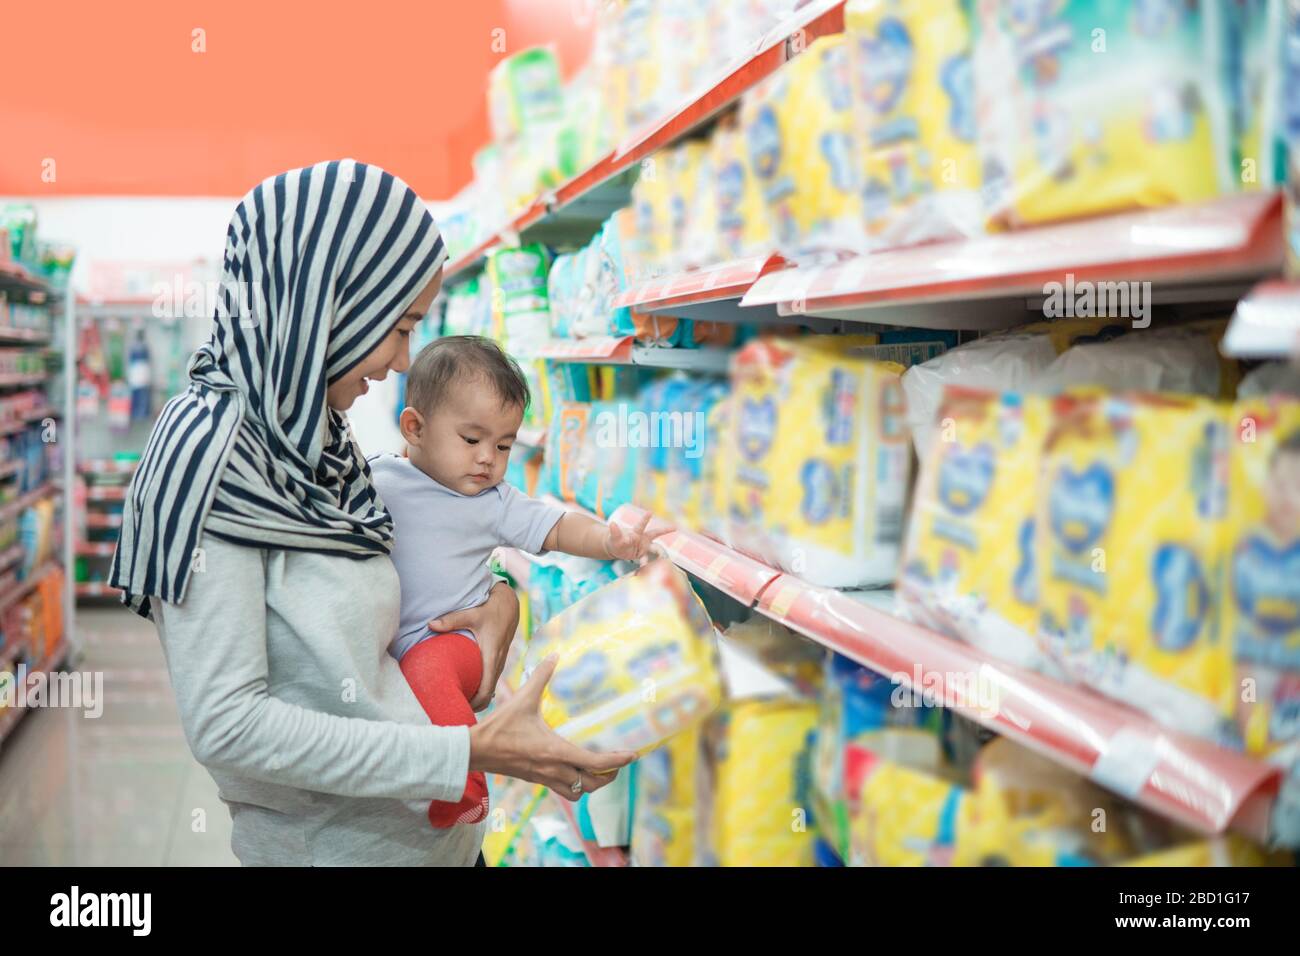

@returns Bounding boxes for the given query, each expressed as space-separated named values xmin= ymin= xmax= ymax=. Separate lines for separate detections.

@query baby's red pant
xmin=399 ymin=631 xmax=489 ymax=828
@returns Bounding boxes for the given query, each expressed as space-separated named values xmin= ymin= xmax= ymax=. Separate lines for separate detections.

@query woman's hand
xmin=428 ymin=581 xmax=518 ymax=713
xmin=468 ymin=656 xmax=636 ymax=799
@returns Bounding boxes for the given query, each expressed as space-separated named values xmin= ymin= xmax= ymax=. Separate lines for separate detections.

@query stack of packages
xmin=485 ymin=559 xmax=724 ymax=865
xmin=594 ymin=0 xmax=801 ymax=146
xmin=545 ymin=202 xmax=741 ymax=350
xmin=896 ymin=316 xmax=1300 ymax=846
xmin=617 ymin=607 xmax=1284 ymax=866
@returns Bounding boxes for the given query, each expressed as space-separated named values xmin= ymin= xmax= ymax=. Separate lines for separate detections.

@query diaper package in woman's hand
xmin=523 ymin=559 xmax=722 ymax=756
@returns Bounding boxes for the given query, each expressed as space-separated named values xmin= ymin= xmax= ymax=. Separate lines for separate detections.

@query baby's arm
xmin=543 ymin=511 xmax=657 ymax=562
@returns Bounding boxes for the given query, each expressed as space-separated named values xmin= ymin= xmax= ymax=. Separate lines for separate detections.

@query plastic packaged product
xmin=699 ymin=393 xmax=736 ymax=540
xmin=542 ymin=402 xmax=592 ymax=504
xmin=1238 ymin=361 xmax=1300 ymax=398
xmin=709 ymin=698 xmax=818 ymax=866
xmin=663 ymin=380 xmax=729 ymax=529
xmin=574 ymin=766 xmax=632 ymax=848
xmin=523 ymin=559 xmax=722 ymax=757
xmin=954 ymin=738 xmax=1132 ymax=866
xmin=574 ymin=400 xmax=643 ymax=519
xmin=742 ymin=35 xmax=862 ymax=260
xmin=630 ymin=726 xmax=701 ymax=867
xmin=481 ymin=774 xmax=548 ymax=867
xmin=525 ymin=553 xmax=628 ymax=630
xmin=1037 ymin=393 xmax=1237 ymax=743
xmin=1228 ymin=0 xmax=1289 ymax=191
xmin=1224 ymin=397 xmax=1300 ymax=765
xmin=814 ymin=654 xmax=944 ymax=858
xmin=712 ymin=119 xmax=775 ymax=260
xmin=901 ymin=318 xmax=1127 ymax=459
xmin=970 ymin=0 xmax=1231 ymax=229
xmin=632 ymin=377 xmax=697 ymax=517
xmin=631 ymin=152 xmax=675 ymax=278
xmin=485 ymin=244 xmax=552 ymax=357
xmin=1120 ymin=834 xmax=1285 ymax=866
xmin=1033 ymin=322 xmax=1239 ymax=400
xmin=846 ymin=0 xmax=983 ymax=249
xmin=726 ymin=336 xmax=911 ymax=587
xmin=898 ymin=387 xmax=1054 ymax=671
xmin=488 ymin=46 xmax=565 ymax=142
xmin=851 ymin=756 xmax=972 ymax=866
xmin=664 ymin=142 xmax=711 ymax=272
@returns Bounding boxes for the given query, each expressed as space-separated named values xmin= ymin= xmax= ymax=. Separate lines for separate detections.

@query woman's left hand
xmin=428 ymin=581 xmax=520 ymax=713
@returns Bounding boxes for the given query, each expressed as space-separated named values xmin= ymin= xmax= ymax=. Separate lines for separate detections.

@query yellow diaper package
xmin=630 ymin=725 xmax=701 ymax=868
xmin=741 ymin=35 xmax=863 ymax=260
xmin=671 ymin=140 xmax=719 ymax=270
xmin=1037 ymin=392 xmax=1237 ymax=743
xmin=898 ymin=387 xmax=1053 ymax=671
xmin=1224 ymin=397 xmax=1300 ymax=763
xmin=726 ymin=335 xmax=911 ymax=588
xmin=851 ymin=758 xmax=973 ymax=866
xmin=709 ymin=698 xmax=818 ymax=867
xmin=969 ymin=0 xmax=1230 ymax=228
xmin=631 ymin=149 xmax=675 ymax=275
xmin=711 ymin=118 xmax=775 ymax=260
xmin=954 ymin=738 xmax=1133 ymax=866
xmin=846 ymin=0 xmax=983 ymax=249
xmin=1121 ymin=834 xmax=1287 ymax=867
xmin=524 ymin=559 xmax=722 ymax=757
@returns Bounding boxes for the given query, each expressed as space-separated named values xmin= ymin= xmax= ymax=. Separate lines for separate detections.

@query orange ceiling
xmin=2 ymin=0 xmax=593 ymax=199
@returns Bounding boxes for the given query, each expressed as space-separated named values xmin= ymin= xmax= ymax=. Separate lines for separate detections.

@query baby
xmin=368 ymin=335 xmax=660 ymax=828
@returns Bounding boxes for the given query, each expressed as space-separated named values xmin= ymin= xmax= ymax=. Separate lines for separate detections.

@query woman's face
xmin=326 ymin=271 xmax=442 ymax=411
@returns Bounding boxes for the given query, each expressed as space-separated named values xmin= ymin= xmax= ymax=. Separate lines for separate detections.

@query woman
xmin=109 ymin=159 xmax=633 ymax=866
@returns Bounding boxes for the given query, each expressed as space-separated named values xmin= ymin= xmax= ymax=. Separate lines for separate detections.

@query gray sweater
xmin=153 ymin=533 xmax=486 ymax=865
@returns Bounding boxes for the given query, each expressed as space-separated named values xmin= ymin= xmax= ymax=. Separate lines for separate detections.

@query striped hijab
xmin=109 ymin=159 xmax=446 ymax=618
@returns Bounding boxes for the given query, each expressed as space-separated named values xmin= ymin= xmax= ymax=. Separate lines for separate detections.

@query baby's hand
xmin=604 ymin=512 xmax=659 ymax=562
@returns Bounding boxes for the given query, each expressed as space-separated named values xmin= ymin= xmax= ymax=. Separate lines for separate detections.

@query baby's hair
xmin=405 ymin=335 xmax=530 ymax=415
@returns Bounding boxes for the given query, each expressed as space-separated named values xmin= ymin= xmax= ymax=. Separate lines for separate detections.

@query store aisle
xmin=0 ymin=609 xmax=236 ymax=866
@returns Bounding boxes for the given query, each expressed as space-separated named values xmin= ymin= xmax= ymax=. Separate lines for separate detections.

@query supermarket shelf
xmin=537 ymin=337 xmax=632 ymax=363
xmin=79 ymin=458 xmax=139 ymax=475
xmin=75 ymin=582 xmax=121 ymax=599
xmin=536 ymin=336 xmax=732 ymax=372
xmin=0 ymin=408 xmax=58 ymax=437
xmin=0 ymin=639 xmax=69 ymax=748
xmin=607 ymin=504 xmax=1281 ymax=842
xmin=0 ymin=483 xmax=59 ymax=524
xmin=84 ymin=513 xmax=123 ymax=530
xmin=742 ymin=192 xmax=1284 ymax=330
xmin=1222 ymin=280 xmax=1300 ymax=359
xmin=0 ymin=373 xmax=47 ymax=388
xmin=85 ymin=485 xmax=128 ymax=502
xmin=443 ymin=0 xmax=848 ymax=284
xmin=0 ymin=560 xmax=61 ymax=617
xmin=0 ymin=327 xmax=52 ymax=346
xmin=76 ymin=541 xmax=116 ymax=558
xmin=0 ymin=461 xmax=20 ymax=480
xmin=0 ymin=261 xmax=52 ymax=297
xmin=613 ymin=254 xmax=790 ymax=322
xmin=0 ymin=543 xmax=24 ymax=574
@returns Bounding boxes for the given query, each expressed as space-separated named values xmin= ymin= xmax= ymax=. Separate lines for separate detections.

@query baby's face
xmin=414 ymin=383 xmax=522 ymax=496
